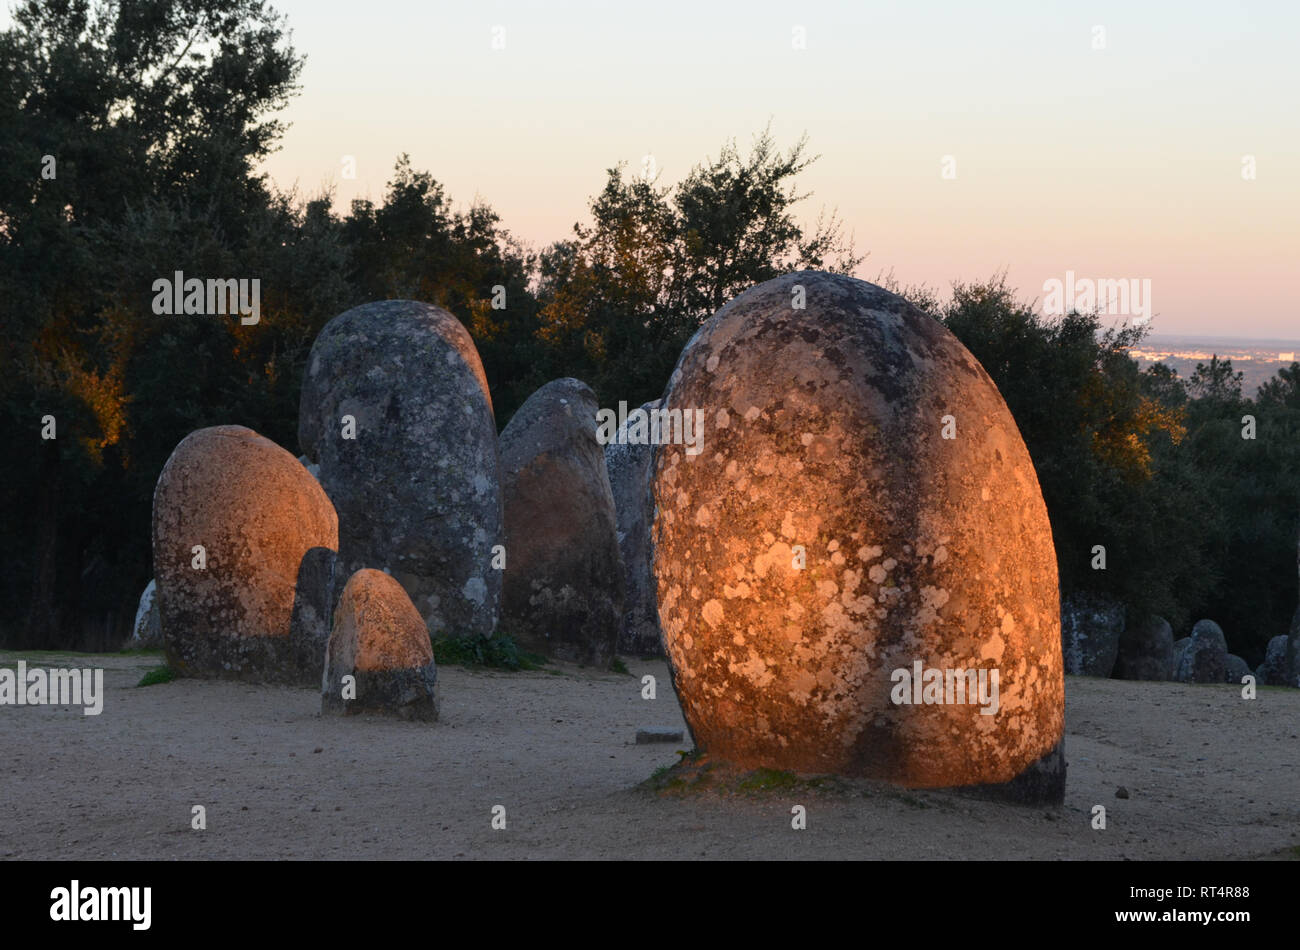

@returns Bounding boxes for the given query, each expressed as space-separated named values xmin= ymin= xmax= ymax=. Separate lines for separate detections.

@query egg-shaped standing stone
xmin=651 ymin=272 xmax=1065 ymax=801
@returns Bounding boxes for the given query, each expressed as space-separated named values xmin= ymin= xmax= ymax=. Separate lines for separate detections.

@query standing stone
xmin=152 ymin=425 xmax=339 ymax=684
xmin=298 ymin=300 xmax=502 ymax=637
xmin=127 ymin=579 xmax=162 ymax=649
xmin=1113 ymin=614 xmax=1173 ymax=681
xmin=1286 ymin=606 xmax=1300 ymax=688
xmin=322 ymin=569 xmax=438 ymax=721
xmin=1291 ymin=527 xmax=1300 ymax=686
xmin=604 ymin=400 xmax=664 ymax=657
xmin=1174 ymin=619 xmax=1228 ymax=684
xmin=1224 ymin=654 xmax=1252 ymax=684
xmin=1256 ymin=635 xmax=1289 ymax=686
xmin=651 ymin=271 xmax=1065 ymax=801
xmin=290 ymin=547 xmax=341 ymax=686
xmin=1060 ymin=592 xmax=1125 ymax=678
xmin=297 ymin=454 xmax=320 ymax=481
xmin=500 ymin=378 xmax=624 ymax=666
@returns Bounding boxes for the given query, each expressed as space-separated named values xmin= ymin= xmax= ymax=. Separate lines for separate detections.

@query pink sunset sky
xmin=232 ymin=1 xmax=1296 ymax=338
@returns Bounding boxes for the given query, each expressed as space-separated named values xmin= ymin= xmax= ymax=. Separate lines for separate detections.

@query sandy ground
xmin=1 ymin=650 xmax=1297 ymax=860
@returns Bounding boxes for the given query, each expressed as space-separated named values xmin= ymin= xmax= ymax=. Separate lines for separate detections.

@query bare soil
xmin=1 ymin=650 xmax=1297 ymax=860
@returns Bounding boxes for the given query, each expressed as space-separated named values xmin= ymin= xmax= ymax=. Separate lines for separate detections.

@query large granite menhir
xmin=299 ymin=300 xmax=503 ymax=638
xmin=500 ymin=378 xmax=624 ymax=667
xmin=651 ymin=271 xmax=1066 ymax=802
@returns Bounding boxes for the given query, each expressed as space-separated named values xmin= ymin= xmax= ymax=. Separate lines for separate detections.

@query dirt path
xmin=1 ymin=651 xmax=1296 ymax=859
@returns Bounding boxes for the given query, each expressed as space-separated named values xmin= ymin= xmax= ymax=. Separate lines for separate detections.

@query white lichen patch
xmin=702 ymin=599 xmax=725 ymax=627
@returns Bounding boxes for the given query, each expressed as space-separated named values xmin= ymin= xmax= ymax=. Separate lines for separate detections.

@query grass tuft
xmin=431 ymin=632 xmax=547 ymax=671
xmin=136 ymin=666 xmax=176 ymax=687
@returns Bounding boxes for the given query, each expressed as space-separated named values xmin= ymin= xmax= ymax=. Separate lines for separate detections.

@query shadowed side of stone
xmin=1114 ymin=614 xmax=1173 ymax=681
xmin=1174 ymin=619 xmax=1228 ymax=684
xmin=290 ymin=546 xmax=341 ymax=687
xmin=951 ymin=739 xmax=1067 ymax=806
xmin=127 ymin=579 xmax=162 ymax=649
xmin=500 ymin=377 xmax=624 ymax=667
xmin=1256 ymin=635 xmax=1289 ymax=686
xmin=1287 ymin=607 xmax=1300 ymax=688
xmin=322 ymin=569 xmax=438 ymax=721
xmin=605 ymin=400 xmax=665 ymax=657
xmin=1224 ymin=654 xmax=1251 ymax=684
xmin=1061 ymin=592 xmax=1124 ymax=678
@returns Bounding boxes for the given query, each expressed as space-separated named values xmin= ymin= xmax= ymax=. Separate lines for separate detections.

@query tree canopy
xmin=2 ymin=1 xmax=1295 ymax=666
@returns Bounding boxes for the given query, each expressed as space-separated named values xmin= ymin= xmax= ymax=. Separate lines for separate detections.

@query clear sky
xmin=13 ymin=0 xmax=1300 ymax=337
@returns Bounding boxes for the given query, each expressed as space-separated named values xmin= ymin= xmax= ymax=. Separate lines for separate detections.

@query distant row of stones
xmin=1061 ymin=592 xmax=1300 ymax=688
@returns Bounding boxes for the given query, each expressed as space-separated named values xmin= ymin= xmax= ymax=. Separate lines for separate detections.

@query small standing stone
xmin=322 ymin=569 xmax=439 ymax=721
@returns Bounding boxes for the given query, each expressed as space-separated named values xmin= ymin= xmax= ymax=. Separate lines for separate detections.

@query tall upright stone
xmin=1061 ymin=592 xmax=1125 ymax=678
xmin=651 ymin=272 xmax=1065 ymax=801
xmin=299 ymin=300 xmax=502 ymax=637
xmin=1256 ymin=634 xmax=1290 ymax=686
xmin=1114 ymin=614 xmax=1174 ymax=681
xmin=500 ymin=378 xmax=624 ymax=666
xmin=1174 ymin=619 xmax=1228 ymax=684
xmin=604 ymin=400 xmax=665 ymax=657
xmin=127 ymin=579 xmax=162 ymax=650
xmin=1287 ymin=606 xmax=1300 ymax=688
xmin=152 ymin=425 xmax=339 ymax=683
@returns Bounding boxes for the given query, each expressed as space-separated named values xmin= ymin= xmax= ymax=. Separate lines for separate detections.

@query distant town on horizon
xmin=1128 ymin=332 xmax=1300 ymax=397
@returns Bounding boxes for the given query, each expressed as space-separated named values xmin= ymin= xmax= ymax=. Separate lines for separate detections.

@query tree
xmin=0 ymin=0 xmax=303 ymax=647
xmin=341 ymin=156 xmax=541 ymax=423
xmin=533 ymin=128 xmax=862 ymax=413
xmin=1257 ymin=361 xmax=1300 ymax=410
xmin=1187 ymin=355 xmax=1244 ymax=403
xmin=937 ymin=277 xmax=1210 ymax=628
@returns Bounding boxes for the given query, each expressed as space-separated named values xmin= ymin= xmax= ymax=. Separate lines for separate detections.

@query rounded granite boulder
xmin=298 ymin=300 xmax=503 ymax=638
xmin=651 ymin=271 xmax=1065 ymax=800
xmin=152 ymin=425 xmax=339 ymax=683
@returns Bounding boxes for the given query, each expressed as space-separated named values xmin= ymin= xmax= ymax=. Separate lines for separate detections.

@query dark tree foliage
xmin=929 ymin=278 xmax=1211 ymax=631
xmin=1174 ymin=365 xmax=1300 ymax=660
xmin=1 ymin=3 xmax=1295 ymax=664
xmin=527 ymin=128 xmax=861 ymax=414
xmin=1 ymin=0 xmax=305 ymax=648
xmin=931 ymin=279 xmax=1298 ymax=661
